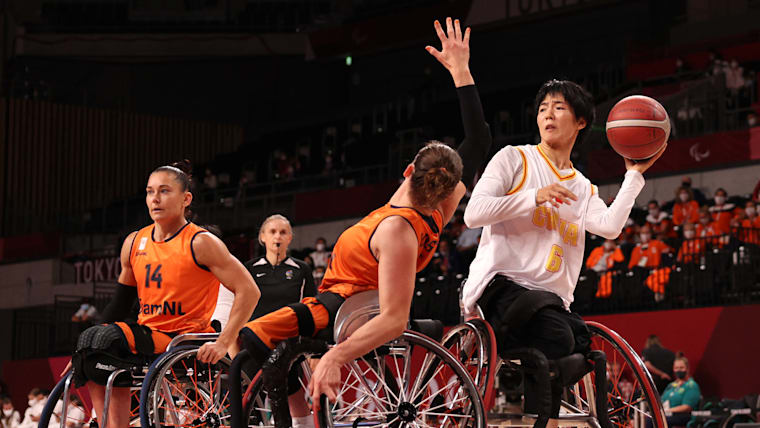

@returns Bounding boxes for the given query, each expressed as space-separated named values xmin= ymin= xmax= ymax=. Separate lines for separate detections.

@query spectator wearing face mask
xmin=312 ymin=265 xmax=326 ymax=287
xmin=19 ymin=388 xmax=46 ymax=428
xmin=709 ymin=188 xmax=735 ymax=235
xmin=309 ymin=237 xmax=330 ymax=269
xmin=677 ymin=223 xmax=704 ymax=264
xmin=1 ymin=397 xmax=20 ymax=428
xmin=646 ymin=200 xmax=675 ymax=239
xmin=696 ymin=207 xmax=725 ymax=248
xmin=629 ymin=225 xmax=672 ymax=300
xmin=585 ymin=239 xmax=624 ymax=298
xmin=659 ymin=355 xmax=700 ymax=427
xmin=733 ymin=201 xmax=760 ymax=245
xmin=679 ymin=177 xmax=706 ymax=206
xmin=672 ymin=187 xmax=700 ymax=227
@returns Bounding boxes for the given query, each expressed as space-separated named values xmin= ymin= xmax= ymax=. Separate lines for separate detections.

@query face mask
xmin=749 ymin=117 xmax=758 ymax=127
xmin=28 ymin=399 xmax=36 ymax=407
xmin=648 ymin=209 xmax=659 ymax=218
xmin=715 ymin=196 xmax=726 ymax=205
xmin=746 ymin=207 xmax=756 ymax=217
xmin=315 ymin=243 xmax=325 ymax=251
xmin=603 ymin=242 xmax=615 ymax=251
xmin=640 ymin=233 xmax=651 ymax=243
xmin=684 ymin=230 xmax=695 ymax=239
xmin=3 ymin=410 xmax=13 ymax=417
xmin=314 ymin=272 xmax=324 ymax=282
xmin=674 ymin=370 xmax=687 ymax=380
xmin=679 ymin=193 xmax=689 ymax=202
xmin=700 ymin=217 xmax=710 ymax=225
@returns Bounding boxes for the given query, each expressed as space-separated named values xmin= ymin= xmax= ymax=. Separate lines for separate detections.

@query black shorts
xmin=478 ymin=275 xmax=591 ymax=360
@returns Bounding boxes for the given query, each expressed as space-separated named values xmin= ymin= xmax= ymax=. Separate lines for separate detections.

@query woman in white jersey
xmin=461 ymin=80 xmax=665 ymax=424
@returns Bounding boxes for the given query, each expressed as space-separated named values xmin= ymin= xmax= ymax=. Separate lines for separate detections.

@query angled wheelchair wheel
xmin=441 ymin=318 xmax=499 ymax=411
xmin=565 ymin=322 xmax=667 ymax=428
xmin=139 ymin=345 xmax=250 ymax=428
xmin=38 ymin=371 xmax=102 ymax=428
xmin=315 ymin=330 xmax=486 ymax=428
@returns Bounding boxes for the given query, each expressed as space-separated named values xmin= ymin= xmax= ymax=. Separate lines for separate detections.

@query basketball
xmin=606 ymin=95 xmax=670 ymax=160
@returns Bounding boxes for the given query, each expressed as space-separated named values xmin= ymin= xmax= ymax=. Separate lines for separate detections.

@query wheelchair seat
xmin=333 ymin=290 xmax=444 ymax=343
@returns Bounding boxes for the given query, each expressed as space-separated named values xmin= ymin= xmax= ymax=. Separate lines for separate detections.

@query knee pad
xmin=72 ymin=324 xmax=137 ymax=388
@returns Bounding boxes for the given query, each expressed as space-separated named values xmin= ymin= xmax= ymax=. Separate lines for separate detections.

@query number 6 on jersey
xmin=545 ymin=245 xmax=563 ymax=273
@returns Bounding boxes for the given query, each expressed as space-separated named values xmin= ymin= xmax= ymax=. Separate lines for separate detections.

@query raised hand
xmin=425 ymin=17 xmax=474 ymax=87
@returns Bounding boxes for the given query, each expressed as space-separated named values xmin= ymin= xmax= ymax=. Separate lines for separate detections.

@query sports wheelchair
xmin=39 ymin=332 xmax=244 ymax=428
xmin=229 ymin=290 xmax=487 ymax=428
xmin=441 ymin=304 xmax=667 ymax=428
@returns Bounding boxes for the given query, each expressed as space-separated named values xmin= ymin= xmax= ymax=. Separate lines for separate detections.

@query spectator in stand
xmin=646 ymin=200 xmax=675 ymax=239
xmin=309 ymin=237 xmax=331 ymax=269
xmin=312 ymin=265 xmax=326 ymax=287
xmin=50 ymin=395 xmax=86 ymax=428
xmin=738 ymin=201 xmax=760 ymax=246
xmin=19 ymin=388 xmax=46 ymax=428
xmin=747 ymin=112 xmax=758 ymax=128
xmin=433 ymin=239 xmax=462 ymax=276
xmin=677 ymin=223 xmax=704 ymax=264
xmin=741 ymin=201 xmax=759 ymax=227
xmin=709 ymin=188 xmax=735 ymax=235
xmin=71 ymin=298 xmax=98 ymax=323
xmin=203 ymin=168 xmax=218 ymax=190
xmin=629 ymin=225 xmax=672 ymax=301
xmin=1 ymin=397 xmax=20 ymax=428
xmin=725 ymin=59 xmax=745 ymax=105
xmin=641 ymin=335 xmax=675 ymax=394
xmin=585 ymin=239 xmax=624 ymax=299
xmin=672 ymin=187 xmax=700 ymax=227
xmin=659 ymin=355 xmax=700 ymax=428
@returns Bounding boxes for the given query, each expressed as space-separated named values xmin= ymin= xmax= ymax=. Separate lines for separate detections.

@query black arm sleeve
xmin=300 ymin=261 xmax=317 ymax=298
xmin=456 ymin=84 xmax=493 ymax=188
xmin=100 ymin=283 xmax=138 ymax=323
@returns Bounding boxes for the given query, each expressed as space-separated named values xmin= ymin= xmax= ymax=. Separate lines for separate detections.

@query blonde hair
xmin=258 ymin=214 xmax=292 ymax=245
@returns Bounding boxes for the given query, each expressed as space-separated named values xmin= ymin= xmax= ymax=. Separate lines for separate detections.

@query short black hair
xmin=534 ymin=79 xmax=596 ymax=144
xmin=648 ymin=200 xmax=659 ymax=207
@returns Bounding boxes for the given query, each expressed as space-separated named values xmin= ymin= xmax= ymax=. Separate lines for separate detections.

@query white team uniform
xmin=462 ymin=144 xmax=645 ymax=312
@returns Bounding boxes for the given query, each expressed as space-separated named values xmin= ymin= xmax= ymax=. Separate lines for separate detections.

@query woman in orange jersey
xmin=236 ymin=17 xmax=489 ymax=409
xmin=66 ymin=161 xmax=260 ymax=428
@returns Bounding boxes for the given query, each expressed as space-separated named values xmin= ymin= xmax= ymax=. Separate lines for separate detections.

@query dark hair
xmin=648 ymin=200 xmax=659 ymax=207
xmin=29 ymin=388 xmax=41 ymax=396
xmin=151 ymin=159 xmax=196 ymax=221
xmin=715 ymin=187 xmax=727 ymax=196
xmin=409 ymin=142 xmax=463 ymax=208
xmin=534 ymin=79 xmax=596 ymax=144
xmin=152 ymin=159 xmax=193 ymax=192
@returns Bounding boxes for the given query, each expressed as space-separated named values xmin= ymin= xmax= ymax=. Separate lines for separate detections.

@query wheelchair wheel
xmin=441 ymin=318 xmax=499 ymax=411
xmin=38 ymin=372 xmax=99 ymax=428
xmin=315 ymin=330 xmax=486 ymax=428
xmin=139 ymin=345 xmax=250 ymax=428
xmin=566 ymin=322 xmax=667 ymax=428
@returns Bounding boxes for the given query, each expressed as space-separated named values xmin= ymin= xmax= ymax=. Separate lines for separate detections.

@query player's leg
xmin=87 ymin=383 xmax=131 ymax=428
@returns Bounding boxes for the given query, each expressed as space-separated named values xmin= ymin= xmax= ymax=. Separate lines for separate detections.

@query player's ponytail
xmin=410 ymin=142 xmax=463 ymax=209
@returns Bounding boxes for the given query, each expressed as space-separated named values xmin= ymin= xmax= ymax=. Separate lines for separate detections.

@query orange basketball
xmin=606 ymin=95 xmax=670 ymax=160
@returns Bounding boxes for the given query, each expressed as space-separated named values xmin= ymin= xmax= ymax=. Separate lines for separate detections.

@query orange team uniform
xmin=628 ymin=239 xmax=671 ymax=294
xmin=677 ymin=239 xmax=704 ymax=263
xmin=585 ymin=246 xmax=624 ymax=298
xmin=697 ymin=221 xmax=725 ymax=248
xmin=672 ymin=201 xmax=700 ymax=226
xmin=739 ymin=217 xmax=760 ymax=244
xmin=709 ymin=205 xmax=734 ymax=235
xmin=122 ymin=222 xmax=219 ymax=354
xmin=240 ymin=204 xmax=443 ymax=350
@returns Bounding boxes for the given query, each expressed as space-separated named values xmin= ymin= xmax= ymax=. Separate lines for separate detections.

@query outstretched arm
xmin=426 ymin=17 xmax=492 ymax=188
xmin=587 ymin=145 xmax=666 ymax=239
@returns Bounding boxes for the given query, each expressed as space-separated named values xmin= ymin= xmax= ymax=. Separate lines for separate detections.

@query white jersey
xmin=462 ymin=144 xmax=644 ymax=311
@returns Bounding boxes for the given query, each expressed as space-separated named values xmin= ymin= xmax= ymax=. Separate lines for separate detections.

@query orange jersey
xmin=319 ymin=204 xmax=443 ymax=298
xmin=628 ymin=239 xmax=670 ymax=269
xmin=672 ymin=201 xmax=700 ymax=226
xmin=677 ymin=239 xmax=704 ymax=263
xmin=130 ymin=222 xmax=220 ymax=334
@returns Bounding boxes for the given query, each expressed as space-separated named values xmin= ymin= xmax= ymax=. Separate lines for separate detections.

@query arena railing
xmin=573 ymin=228 xmax=760 ymax=315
